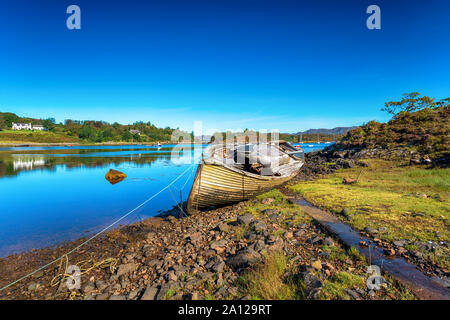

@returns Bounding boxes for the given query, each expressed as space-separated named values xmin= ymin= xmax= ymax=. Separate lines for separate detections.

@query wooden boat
xmin=187 ymin=141 xmax=304 ymax=213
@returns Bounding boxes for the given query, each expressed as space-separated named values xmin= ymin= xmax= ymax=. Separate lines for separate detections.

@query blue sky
xmin=1 ymin=0 xmax=449 ymax=134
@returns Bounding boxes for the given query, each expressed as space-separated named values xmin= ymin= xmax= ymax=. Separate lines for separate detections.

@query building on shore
xmin=32 ymin=125 xmax=45 ymax=131
xmin=11 ymin=122 xmax=46 ymax=131
xmin=129 ymin=129 xmax=141 ymax=135
xmin=12 ymin=122 xmax=32 ymax=130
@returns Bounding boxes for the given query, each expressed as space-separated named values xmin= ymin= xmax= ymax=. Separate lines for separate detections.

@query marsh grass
xmin=290 ymin=159 xmax=450 ymax=269
xmin=0 ymin=130 xmax=80 ymax=143
xmin=244 ymin=189 xmax=312 ymax=225
xmin=320 ymin=271 xmax=366 ymax=300
xmin=238 ymin=251 xmax=305 ymax=300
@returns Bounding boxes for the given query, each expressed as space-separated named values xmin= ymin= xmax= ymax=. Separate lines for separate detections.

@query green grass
xmin=289 ymin=159 xmax=450 ymax=269
xmin=0 ymin=130 xmax=80 ymax=143
xmin=238 ymin=251 xmax=304 ymax=300
xmin=320 ymin=271 xmax=366 ymax=300
xmin=244 ymin=189 xmax=312 ymax=225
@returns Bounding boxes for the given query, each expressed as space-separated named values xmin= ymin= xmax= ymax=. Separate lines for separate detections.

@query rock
xmin=237 ymin=214 xmax=254 ymax=225
xmin=323 ymin=262 xmax=335 ymax=272
xmin=215 ymin=286 xmax=228 ymax=297
xmin=359 ymin=241 xmax=368 ymax=247
xmin=188 ymin=292 xmax=200 ymax=300
xmin=212 ymin=261 xmax=225 ymax=273
xmin=393 ymin=240 xmax=407 ymax=247
xmin=384 ymin=248 xmax=395 ymax=256
xmin=186 ymin=232 xmax=202 ymax=243
xmin=294 ymin=230 xmax=306 ymax=237
xmin=116 ymin=263 xmax=137 ymax=276
xmin=251 ymin=240 xmax=266 ymax=252
xmin=243 ymin=231 xmax=257 ymax=241
xmin=262 ymin=208 xmax=279 ymax=216
xmin=163 ymin=271 xmax=178 ymax=282
xmin=340 ymin=208 xmax=350 ymax=217
xmin=323 ymin=237 xmax=334 ymax=246
xmin=141 ymin=286 xmax=159 ymax=300
xmin=345 ymin=289 xmax=360 ymax=300
xmin=95 ymin=280 xmax=108 ymax=291
xmin=127 ymin=289 xmax=141 ymax=300
xmin=308 ymin=236 xmax=323 ymax=245
xmin=81 ymin=281 xmax=95 ymax=294
xmin=210 ymin=239 xmax=227 ymax=250
xmin=412 ymin=212 xmax=426 ymax=217
xmin=364 ymin=227 xmax=378 ymax=235
xmin=284 ymin=231 xmax=294 ymax=239
xmin=95 ymin=293 xmax=109 ymax=300
xmin=216 ymin=223 xmax=230 ymax=233
xmin=253 ymin=221 xmax=267 ymax=233
xmin=311 ymin=260 xmax=322 ymax=270
xmin=105 ymin=169 xmax=127 ymax=184
xmin=205 ymin=257 xmax=225 ymax=273
xmin=302 ymin=272 xmax=323 ymax=292
xmin=226 ymin=248 xmax=260 ymax=269
xmin=27 ymin=282 xmax=39 ymax=291
xmin=171 ymin=265 xmax=189 ymax=275
xmin=109 ymin=295 xmax=126 ymax=300
xmin=261 ymin=198 xmax=275 ymax=205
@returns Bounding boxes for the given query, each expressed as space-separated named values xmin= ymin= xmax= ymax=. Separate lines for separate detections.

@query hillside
xmin=0 ymin=112 xmax=178 ymax=144
xmin=295 ymin=126 xmax=358 ymax=135
xmin=328 ymin=93 xmax=450 ymax=165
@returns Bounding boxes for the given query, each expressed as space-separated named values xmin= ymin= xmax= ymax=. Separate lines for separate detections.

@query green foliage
xmin=0 ymin=112 xmax=179 ymax=143
xmin=382 ymin=92 xmax=448 ymax=116
xmin=238 ymin=251 xmax=303 ymax=300
xmin=338 ymin=95 xmax=449 ymax=159
xmin=290 ymin=159 xmax=450 ymax=269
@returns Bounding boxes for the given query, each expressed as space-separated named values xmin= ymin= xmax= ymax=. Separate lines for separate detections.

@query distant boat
xmin=307 ymin=144 xmax=314 ymax=147
xmin=157 ymin=142 xmax=162 ymax=147
xmin=187 ymin=141 xmax=304 ymax=213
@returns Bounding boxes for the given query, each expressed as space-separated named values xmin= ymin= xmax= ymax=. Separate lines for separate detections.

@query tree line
xmin=0 ymin=112 xmax=178 ymax=143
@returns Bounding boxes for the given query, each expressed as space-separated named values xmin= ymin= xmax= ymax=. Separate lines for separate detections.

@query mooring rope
xmin=0 ymin=163 xmax=196 ymax=293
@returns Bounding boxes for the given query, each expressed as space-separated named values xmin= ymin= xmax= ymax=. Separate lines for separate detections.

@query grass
xmin=0 ymin=130 xmax=80 ymax=143
xmin=244 ymin=189 xmax=312 ymax=226
xmin=320 ymin=271 xmax=366 ymax=300
xmin=289 ymin=159 xmax=450 ymax=269
xmin=238 ymin=251 xmax=304 ymax=300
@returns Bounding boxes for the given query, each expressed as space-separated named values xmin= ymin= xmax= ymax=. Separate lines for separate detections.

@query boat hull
xmin=187 ymin=163 xmax=300 ymax=213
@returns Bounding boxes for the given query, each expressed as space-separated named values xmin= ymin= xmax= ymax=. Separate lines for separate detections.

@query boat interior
xmin=204 ymin=141 xmax=304 ymax=178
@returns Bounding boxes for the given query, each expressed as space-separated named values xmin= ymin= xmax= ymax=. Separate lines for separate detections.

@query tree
xmin=0 ymin=115 xmax=4 ymax=130
xmin=43 ymin=118 xmax=56 ymax=131
xmin=121 ymin=131 xmax=132 ymax=141
xmin=382 ymin=92 xmax=441 ymax=116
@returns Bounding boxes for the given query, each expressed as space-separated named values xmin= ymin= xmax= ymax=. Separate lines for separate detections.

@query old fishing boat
xmin=187 ymin=141 xmax=304 ymax=213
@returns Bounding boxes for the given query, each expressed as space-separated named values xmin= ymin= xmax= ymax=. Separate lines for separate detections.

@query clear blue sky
xmin=1 ymin=0 xmax=449 ymax=133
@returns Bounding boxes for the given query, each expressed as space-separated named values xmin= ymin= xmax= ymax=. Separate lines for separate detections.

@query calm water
xmin=0 ymin=142 xmax=329 ymax=257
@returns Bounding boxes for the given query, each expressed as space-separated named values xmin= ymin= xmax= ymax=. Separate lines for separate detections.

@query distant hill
xmin=295 ymin=126 xmax=358 ymax=135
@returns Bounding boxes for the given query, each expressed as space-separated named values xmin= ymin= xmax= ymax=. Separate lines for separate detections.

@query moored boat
xmin=187 ymin=141 xmax=304 ymax=213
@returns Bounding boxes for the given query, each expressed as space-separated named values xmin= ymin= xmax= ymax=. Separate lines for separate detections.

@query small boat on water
xmin=187 ymin=141 xmax=304 ymax=213
xmin=307 ymin=144 xmax=314 ymax=147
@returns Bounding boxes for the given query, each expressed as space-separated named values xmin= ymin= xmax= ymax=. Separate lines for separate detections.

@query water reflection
xmin=13 ymin=157 xmax=46 ymax=171
xmin=0 ymin=143 xmax=327 ymax=257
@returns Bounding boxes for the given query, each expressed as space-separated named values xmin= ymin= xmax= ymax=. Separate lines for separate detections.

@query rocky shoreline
xmin=1 ymin=187 xmax=416 ymax=300
xmin=3 ymin=146 xmax=447 ymax=300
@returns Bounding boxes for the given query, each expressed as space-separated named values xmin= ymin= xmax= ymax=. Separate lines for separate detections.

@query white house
xmin=12 ymin=122 xmax=32 ymax=130
xmin=32 ymin=125 xmax=45 ymax=131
